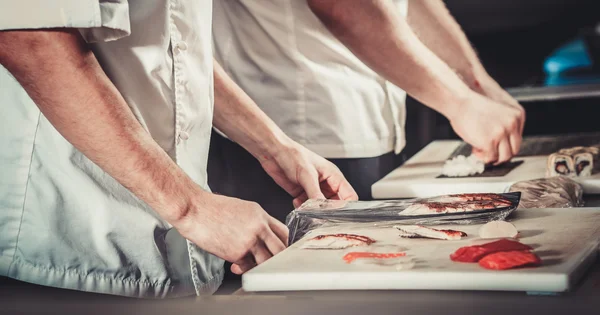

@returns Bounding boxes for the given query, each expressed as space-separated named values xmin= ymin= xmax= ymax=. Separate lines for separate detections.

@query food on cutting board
xmin=450 ymin=239 xmax=540 ymax=270
xmin=508 ymin=176 xmax=583 ymax=209
xmin=478 ymin=250 xmax=541 ymax=270
xmin=301 ymin=233 xmax=376 ymax=249
xmin=441 ymin=155 xmax=485 ymax=177
xmin=343 ymin=252 xmax=407 ymax=264
xmin=547 ymin=146 xmax=600 ymax=177
xmin=395 ymin=225 xmax=467 ymax=240
xmin=400 ymin=193 xmax=513 ymax=215
xmin=478 ymin=221 xmax=518 ymax=239
xmin=450 ymin=239 xmax=532 ymax=263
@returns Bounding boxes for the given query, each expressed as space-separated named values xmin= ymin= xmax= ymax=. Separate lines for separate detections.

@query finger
xmin=292 ymin=193 xmax=308 ymax=208
xmin=250 ymin=242 xmax=273 ymax=265
xmin=472 ymin=147 xmax=497 ymax=165
xmin=297 ymin=169 xmax=326 ymax=200
xmin=317 ymin=169 xmax=358 ymax=201
xmin=335 ymin=179 xmax=358 ymax=201
xmin=267 ymin=217 xmax=289 ymax=248
xmin=518 ymin=108 xmax=526 ymax=135
xmin=495 ymin=138 xmax=512 ymax=165
xmin=509 ymin=131 xmax=522 ymax=156
xmin=231 ymin=257 xmax=256 ymax=275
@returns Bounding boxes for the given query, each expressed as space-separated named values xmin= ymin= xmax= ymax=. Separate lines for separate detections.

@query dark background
xmin=403 ymin=0 xmax=600 ymax=160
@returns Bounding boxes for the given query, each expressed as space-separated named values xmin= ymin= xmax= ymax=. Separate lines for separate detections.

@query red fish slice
xmin=450 ymin=239 xmax=532 ymax=263
xmin=479 ymin=250 xmax=541 ymax=270
xmin=343 ymin=252 xmax=406 ymax=264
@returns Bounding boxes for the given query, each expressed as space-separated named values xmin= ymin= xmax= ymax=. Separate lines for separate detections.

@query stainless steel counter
xmin=507 ymin=83 xmax=600 ymax=102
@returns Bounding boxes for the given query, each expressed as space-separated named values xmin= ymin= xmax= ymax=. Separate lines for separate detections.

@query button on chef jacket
xmin=0 ymin=0 xmax=223 ymax=298
xmin=213 ymin=0 xmax=409 ymax=159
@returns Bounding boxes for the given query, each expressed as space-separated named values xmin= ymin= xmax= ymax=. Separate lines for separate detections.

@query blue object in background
xmin=544 ymin=38 xmax=592 ymax=75
xmin=543 ymin=35 xmax=600 ymax=86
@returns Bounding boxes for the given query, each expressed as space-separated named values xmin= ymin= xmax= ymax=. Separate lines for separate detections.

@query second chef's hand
xmin=212 ymin=60 xmax=358 ymax=209
xmin=447 ymin=91 xmax=523 ymax=165
xmin=259 ymin=140 xmax=359 ymax=208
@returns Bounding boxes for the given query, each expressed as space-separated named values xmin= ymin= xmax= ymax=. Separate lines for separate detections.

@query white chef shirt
xmin=0 ymin=0 xmax=223 ymax=297
xmin=213 ymin=0 xmax=409 ymax=159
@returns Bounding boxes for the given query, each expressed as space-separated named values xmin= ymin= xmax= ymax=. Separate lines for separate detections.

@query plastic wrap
xmin=507 ymin=176 xmax=584 ymax=209
xmin=285 ymin=192 xmax=521 ymax=245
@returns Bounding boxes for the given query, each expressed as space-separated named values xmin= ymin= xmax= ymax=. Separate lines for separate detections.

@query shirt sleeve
xmin=0 ymin=0 xmax=130 ymax=43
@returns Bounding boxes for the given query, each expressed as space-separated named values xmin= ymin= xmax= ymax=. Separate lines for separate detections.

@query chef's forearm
xmin=407 ymin=0 xmax=488 ymax=89
xmin=307 ymin=0 xmax=475 ymax=118
xmin=0 ymin=29 xmax=203 ymax=223
xmin=212 ymin=60 xmax=292 ymax=162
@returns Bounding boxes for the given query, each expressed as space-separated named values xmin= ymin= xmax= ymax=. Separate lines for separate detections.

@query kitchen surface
xmin=3 ymin=1 xmax=600 ymax=315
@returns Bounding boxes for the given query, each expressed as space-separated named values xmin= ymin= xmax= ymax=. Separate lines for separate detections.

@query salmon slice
xmin=478 ymin=250 xmax=541 ymax=270
xmin=450 ymin=239 xmax=533 ymax=263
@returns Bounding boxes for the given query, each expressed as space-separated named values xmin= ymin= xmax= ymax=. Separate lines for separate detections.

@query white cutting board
xmin=242 ymin=208 xmax=600 ymax=293
xmin=371 ymin=140 xmax=600 ymax=199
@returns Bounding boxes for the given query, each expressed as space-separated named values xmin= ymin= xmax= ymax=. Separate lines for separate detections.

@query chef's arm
xmin=306 ymin=0 xmax=475 ymax=118
xmin=406 ymin=0 xmax=498 ymax=93
xmin=0 ymin=29 xmax=292 ymax=270
xmin=407 ymin=0 xmax=525 ymax=130
xmin=212 ymin=60 xmax=358 ymax=204
xmin=212 ymin=60 xmax=292 ymax=162
xmin=307 ymin=0 xmax=524 ymax=163
xmin=0 ymin=29 xmax=202 ymax=223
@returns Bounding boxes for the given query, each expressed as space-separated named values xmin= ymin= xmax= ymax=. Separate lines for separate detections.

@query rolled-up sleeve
xmin=0 ymin=0 xmax=130 ymax=43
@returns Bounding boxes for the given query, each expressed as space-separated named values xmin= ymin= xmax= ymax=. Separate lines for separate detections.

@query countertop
xmin=3 ymin=197 xmax=600 ymax=315
xmin=2 ymin=259 xmax=599 ymax=315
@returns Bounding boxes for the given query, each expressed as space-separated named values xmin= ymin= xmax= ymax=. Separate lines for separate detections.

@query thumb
xmin=472 ymin=147 xmax=497 ymax=165
xmin=472 ymin=148 xmax=485 ymax=161
xmin=297 ymin=169 xmax=326 ymax=200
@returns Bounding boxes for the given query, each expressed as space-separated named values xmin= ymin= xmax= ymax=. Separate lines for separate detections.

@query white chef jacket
xmin=0 ymin=0 xmax=223 ymax=298
xmin=213 ymin=0 xmax=409 ymax=159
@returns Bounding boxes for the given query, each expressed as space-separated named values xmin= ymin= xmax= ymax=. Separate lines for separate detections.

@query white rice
xmin=441 ymin=155 xmax=485 ymax=177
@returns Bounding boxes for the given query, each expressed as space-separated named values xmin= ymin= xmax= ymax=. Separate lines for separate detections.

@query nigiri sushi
xmin=395 ymin=225 xmax=467 ymax=240
xmin=300 ymin=233 xmax=375 ymax=249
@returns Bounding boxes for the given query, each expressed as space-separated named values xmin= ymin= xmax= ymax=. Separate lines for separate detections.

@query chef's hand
xmin=470 ymin=75 xmax=526 ymax=134
xmin=259 ymin=140 xmax=359 ymax=208
xmin=175 ymin=192 xmax=289 ymax=275
xmin=448 ymin=91 xmax=524 ymax=165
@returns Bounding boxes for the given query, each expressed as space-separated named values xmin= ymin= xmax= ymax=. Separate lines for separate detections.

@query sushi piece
xmin=478 ymin=221 xmax=519 ymax=239
xmin=342 ymin=251 xmax=406 ymax=264
xmin=573 ymin=151 xmax=594 ymax=176
xmin=558 ymin=146 xmax=598 ymax=176
xmin=478 ymin=250 xmax=541 ymax=270
xmin=395 ymin=225 xmax=467 ymax=240
xmin=546 ymin=153 xmax=575 ymax=177
xmin=548 ymin=146 xmax=600 ymax=177
xmin=441 ymin=155 xmax=485 ymax=177
xmin=450 ymin=239 xmax=533 ymax=263
xmin=301 ymin=233 xmax=375 ymax=249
